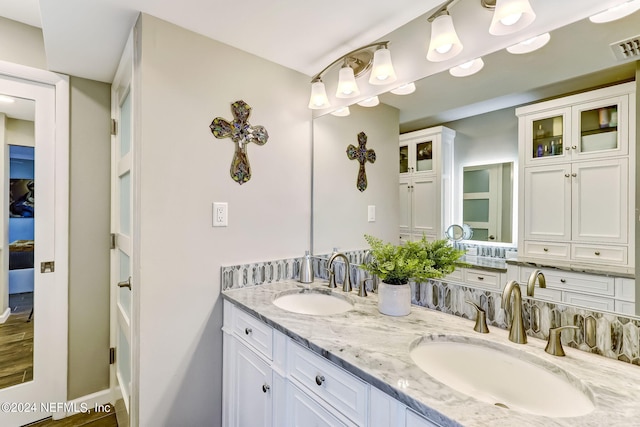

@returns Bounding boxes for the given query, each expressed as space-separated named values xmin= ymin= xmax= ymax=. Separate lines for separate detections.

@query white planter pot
xmin=377 ymin=281 xmax=411 ymax=316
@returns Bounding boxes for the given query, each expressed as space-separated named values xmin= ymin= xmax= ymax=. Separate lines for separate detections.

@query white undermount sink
xmin=273 ymin=288 xmax=354 ymax=316
xmin=410 ymin=336 xmax=595 ymax=418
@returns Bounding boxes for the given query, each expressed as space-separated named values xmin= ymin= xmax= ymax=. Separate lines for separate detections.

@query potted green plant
xmin=363 ymin=234 xmax=465 ymax=316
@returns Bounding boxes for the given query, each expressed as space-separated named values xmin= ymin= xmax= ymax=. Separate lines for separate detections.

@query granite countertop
xmin=507 ymin=258 xmax=635 ymax=279
xmin=222 ymin=280 xmax=640 ymax=427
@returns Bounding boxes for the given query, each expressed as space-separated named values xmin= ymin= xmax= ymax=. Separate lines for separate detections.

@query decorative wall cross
xmin=209 ymin=100 xmax=269 ymax=185
xmin=347 ymin=131 xmax=376 ymax=192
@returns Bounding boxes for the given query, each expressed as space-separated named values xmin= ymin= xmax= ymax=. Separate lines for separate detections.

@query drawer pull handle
xmin=262 ymin=384 xmax=270 ymax=393
xmin=315 ymin=375 xmax=325 ymax=386
xmin=543 ymin=248 xmax=549 ymax=252
xmin=477 ymin=276 xmax=484 ymax=280
xmin=245 ymin=327 xmax=252 ymax=335
xmin=560 ymin=279 xmax=566 ymax=283
xmin=595 ymin=251 xmax=601 ymax=256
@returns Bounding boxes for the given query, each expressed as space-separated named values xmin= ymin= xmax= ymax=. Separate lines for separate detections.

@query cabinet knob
xmin=262 ymin=384 xmax=270 ymax=393
xmin=595 ymin=251 xmax=601 ymax=256
xmin=565 ymin=147 xmax=570 ymax=151
xmin=244 ymin=327 xmax=252 ymax=335
xmin=572 ymin=145 xmax=577 ymax=149
xmin=315 ymin=375 xmax=325 ymax=386
xmin=560 ymin=278 xmax=566 ymax=283
xmin=543 ymin=248 xmax=549 ymax=252
xmin=571 ymin=173 xmax=577 ymax=177
xmin=564 ymin=173 xmax=570 ymax=178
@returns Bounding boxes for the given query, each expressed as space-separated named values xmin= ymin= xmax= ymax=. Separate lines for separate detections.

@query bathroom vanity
xmin=221 ymin=280 xmax=640 ymax=427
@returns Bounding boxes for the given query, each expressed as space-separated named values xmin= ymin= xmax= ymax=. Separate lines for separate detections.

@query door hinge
xmin=110 ymin=233 xmax=116 ymax=249
xmin=40 ymin=261 xmax=55 ymax=273
xmin=110 ymin=347 xmax=116 ymax=365
xmin=111 ymin=119 xmax=118 ymax=136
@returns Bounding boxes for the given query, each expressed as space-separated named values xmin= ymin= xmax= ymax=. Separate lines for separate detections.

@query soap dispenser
xmin=299 ymin=251 xmax=314 ymax=284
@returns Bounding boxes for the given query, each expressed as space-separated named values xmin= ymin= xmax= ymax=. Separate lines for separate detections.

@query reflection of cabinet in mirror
xmin=517 ymin=83 xmax=635 ymax=272
xmin=399 ymin=126 xmax=454 ymax=243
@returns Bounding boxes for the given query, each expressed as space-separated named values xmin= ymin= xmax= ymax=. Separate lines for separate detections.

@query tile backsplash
xmin=222 ymin=256 xmax=640 ymax=367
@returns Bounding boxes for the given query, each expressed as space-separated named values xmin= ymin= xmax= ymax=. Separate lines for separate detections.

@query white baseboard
xmin=0 ymin=307 xmax=11 ymax=323
xmin=61 ymin=388 xmax=114 ymax=419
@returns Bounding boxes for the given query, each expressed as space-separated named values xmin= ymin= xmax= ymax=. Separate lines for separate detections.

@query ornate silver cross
xmin=209 ymin=100 xmax=269 ymax=185
xmin=347 ymin=131 xmax=376 ymax=192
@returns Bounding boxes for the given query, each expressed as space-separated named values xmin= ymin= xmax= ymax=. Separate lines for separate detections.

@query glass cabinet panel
xmin=579 ymin=104 xmax=618 ymax=153
xmin=415 ymin=140 xmax=433 ymax=172
xmin=399 ymin=145 xmax=409 ymax=173
xmin=532 ymin=115 xmax=564 ymax=159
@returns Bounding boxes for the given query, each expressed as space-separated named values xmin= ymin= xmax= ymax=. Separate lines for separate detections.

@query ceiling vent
xmin=610 ymin=36 xmax=640 ymax=61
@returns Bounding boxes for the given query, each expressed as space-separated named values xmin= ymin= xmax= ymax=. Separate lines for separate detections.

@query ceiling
xmin=0 ymin=0 xmax=638 ymax=128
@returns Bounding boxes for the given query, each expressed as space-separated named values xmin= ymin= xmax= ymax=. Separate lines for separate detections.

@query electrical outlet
xmin=213 ymin=202 xmax=228 ymax=227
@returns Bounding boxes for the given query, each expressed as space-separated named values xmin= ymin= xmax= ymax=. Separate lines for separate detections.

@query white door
xmin=412 ymin=175 xmax=437 ymax=237
xmin=232 ymin=341 xmax=273 ymax=427
xmin=111 ymin=36 xmax=135 ymax=424
xmin=0 ymin=71 xmax=68 ymax=425
xmin=524 ymin=163 xmax=572 ymax=241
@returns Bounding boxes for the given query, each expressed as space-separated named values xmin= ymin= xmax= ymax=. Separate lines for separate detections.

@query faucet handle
xmin=545 ymin=325 xmax=579 ymax=356
xmin=358 ymin=278 xmax=368 ymax=297
xmin=465 ymin=300 xmax=489 ymax=334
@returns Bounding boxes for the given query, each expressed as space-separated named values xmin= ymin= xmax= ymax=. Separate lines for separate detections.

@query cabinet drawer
xmin=444 ymin=268 xmax=463 ymax=283
xmin=232 ymin=307 xmax=273 ymax=360
xmin=523 ymin=267 xmax=615 ymax=297
xmin=571 ymin=244 xmax=627 ymax=264
xmin=615 ymin=300 xmax=636 ymax=316
xmin=288 ymin=383 xmax=352 ymax=427
xmin=563 ymin=292 xmax=615 ymax=312
xmin=406 ymin=409 xmax=440 ymax=427
xmin=615 ymin=278 xmax=635 ymax=302
xmin=518 ymin=284 xmax=562 ymax=302
xmin=524 ymin=241 xmax=570 ymax=260
xmin=463 ymin=268 xmax=501 ymax=291
xmin=288 ymin=342 xmax=367 ymax=425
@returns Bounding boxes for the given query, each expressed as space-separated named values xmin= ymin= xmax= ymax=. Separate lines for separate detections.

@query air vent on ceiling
xmin=610 ymin=36 xmax=640 ymax=61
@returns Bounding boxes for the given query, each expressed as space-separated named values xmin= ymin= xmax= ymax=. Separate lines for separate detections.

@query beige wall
xmin=5 ymin=118 xmax=35 ymax=147
xmin=68 ymin=76 xmax=111 ymax=399
xmin=135 ymin=14 xmax=311 ymax=425
xmin=313 ymin=104 xmax=400 ymax=253
xmin=0 ymin=18 xmax=112 ymax=401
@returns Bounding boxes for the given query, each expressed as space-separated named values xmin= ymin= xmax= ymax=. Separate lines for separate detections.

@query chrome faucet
xmin=501 ymin=281 xmax=528 ymax=344
xmin=502 ymin=271 xmax=546 ymax=344
xmin=327 ymin=252 xmax=352 ymax=292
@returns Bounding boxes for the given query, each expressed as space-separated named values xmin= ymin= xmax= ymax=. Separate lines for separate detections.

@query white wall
xmin=313 ymin=104 xmax=400 ymax=254
xmin=135 ymin=14 xmax=311 ymax=425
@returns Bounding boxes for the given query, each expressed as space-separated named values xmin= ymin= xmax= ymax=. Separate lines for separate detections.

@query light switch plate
xmin=213 ymin=202 xmax=228 ymax=227
xmin=368 ymin=205 xmax=376 ymax=222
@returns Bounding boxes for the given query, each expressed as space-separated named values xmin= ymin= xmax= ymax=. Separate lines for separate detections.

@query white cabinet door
xmin=232 ymin=340 xmax=273 ymax=427
xmin=524 ymin=163 xmax=571 ymax=241
xmin=572 ymin=158 xmax=628 ymax=244
xmin=412 ymin=175 xmax=437 ymax=236
xmin=399 ymin=177 xmax=412 ymax=236
xmin=288 ymin=383 xmax=351 ymax=427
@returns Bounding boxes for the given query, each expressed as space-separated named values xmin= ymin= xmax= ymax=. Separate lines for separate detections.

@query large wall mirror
xmin=312 ymin=8 xmax=639 ymax=317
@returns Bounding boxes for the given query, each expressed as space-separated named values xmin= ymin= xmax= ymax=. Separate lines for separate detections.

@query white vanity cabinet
xmin=517 ymin=83 xmax=635 ymax=271
xmin=399 ymin=126 xmax=454 ymax=243
xmin=223 ymin=300 xmax=442 ymax=427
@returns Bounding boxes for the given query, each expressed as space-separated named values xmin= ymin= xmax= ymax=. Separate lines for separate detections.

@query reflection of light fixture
xmin=481 ymin=0 xmax=536 ymax=36
xmin=506 ymin=32 xmax=550 ymax=54
xmin=358 ymin=96 xmax=380 ymax=107
xmin=330 ymin=107 xmax=350 ymax=117
xmin=0 ymin=95 xmax=15 ymax=103
xmin=390 ymin=82 xmax=416 ymax=95
xmin=589 ymin=0 xmax=640 ymax=23
xmin=449 ymin=58 xmax=485 ymax=77
xmin=427 ymin=6 xmax=463 ymax=62
xmin=308 ymin=41 xmax=397 ymax=109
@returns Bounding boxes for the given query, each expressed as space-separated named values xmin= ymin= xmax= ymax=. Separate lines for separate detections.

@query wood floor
xmin=0 ymin=292 xmax=33 ymax=389
xmin=24 ymin=404 xmax=118 ymax=427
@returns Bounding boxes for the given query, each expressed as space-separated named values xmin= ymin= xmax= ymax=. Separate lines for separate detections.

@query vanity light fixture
xmin=330 ymin=106 xmax=351 ymax=117
xmin=506 ymin=32 xmax=550 ymax=54
xmin=0 ymin=95 xmax=15 ymax=103
xmin=589 ymin=0 xmax=640 ymax=23
xmin=449 ymin=58 xmax=485 ymax=77
xmin=390 ymin=82 xmax=416 ymax=95
xmin=308 ymin=41 xmax=396 ymax=109
xmin=427 ymin=7 xmax=464 ymax=62
xmin=482 ymin=0 xmax=536 ymax=36
xmin=358 ymin=96 xmax=380 ymax=107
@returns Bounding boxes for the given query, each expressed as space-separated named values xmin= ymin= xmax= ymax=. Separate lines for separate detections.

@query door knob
xmin=117 ymin=276 xmax=132 ymax=290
